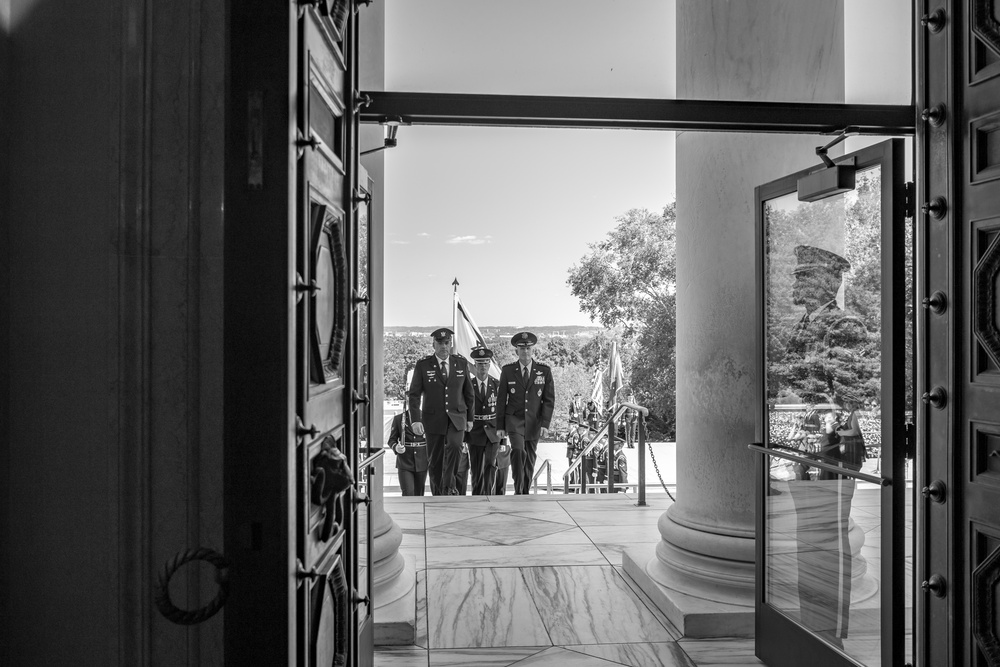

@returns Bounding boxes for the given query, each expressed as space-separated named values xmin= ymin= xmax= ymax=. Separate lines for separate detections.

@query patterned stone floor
xmin=374 ymin=493 xmax=766 ymax=667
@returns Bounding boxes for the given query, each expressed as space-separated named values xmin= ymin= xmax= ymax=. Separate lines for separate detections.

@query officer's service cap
xmin=511 ymin=331 xmax=537 ymax=347
xmin=792 ymin=245 xmax=850 ymax=276
xmin=431 ymin=327 xmax=454 ymax=341
xmin=470 ymin=347 xmax=493 ymax=361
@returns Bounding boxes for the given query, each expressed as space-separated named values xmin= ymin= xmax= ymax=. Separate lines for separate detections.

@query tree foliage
xmin=567 ymin=205 xmax=678 ymax=436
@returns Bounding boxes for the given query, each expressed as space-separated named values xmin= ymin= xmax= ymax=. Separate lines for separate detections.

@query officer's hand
xmin=540 ymin=427 xmax=549 ymax=439
xmin=412 ymin=422 xmax=424 ymax=436
xmin=496 ymin=429 xmax=506 ymax=439
xmin=465 ymin=421 xmax=473 ymax=432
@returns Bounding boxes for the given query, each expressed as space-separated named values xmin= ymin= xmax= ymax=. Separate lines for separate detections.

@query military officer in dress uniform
xmin=779 ymin=245 xmax=871 ymax=650
xmin=465 ymin=347 xmax=502 ymax=495
xmin=496 ymin=332 xmax=555 ymax=495
xmin=454 ymin=443 xmax=470 ymax=495
xmin=406 ymin=328 xmax=475 ymax=495
xmin=492 ymin=438 xmax=511 ymax=495
xmin=386 ymin=410 xmax=428 ymax=496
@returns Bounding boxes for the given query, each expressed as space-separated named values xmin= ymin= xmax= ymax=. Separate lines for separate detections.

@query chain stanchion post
xmin=606 ymin=424 xmax=614 ymax=494
xmin=637 ymin=415 xmax=647 ymax=506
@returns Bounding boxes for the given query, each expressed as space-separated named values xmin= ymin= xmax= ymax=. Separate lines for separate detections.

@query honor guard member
xmin=496 ymin=332 xmax=555 ymax=495
xmin=407 ymin=328 xmax=475 ymax=495
xmin=386 ymin=410 xmax=428 ymax=496
xmin=465 ymin=347 xmax=502 ymax=495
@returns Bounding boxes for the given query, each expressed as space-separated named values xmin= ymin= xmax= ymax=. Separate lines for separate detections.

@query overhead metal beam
xmin=360 ymin=91 xmax=915 ymax=136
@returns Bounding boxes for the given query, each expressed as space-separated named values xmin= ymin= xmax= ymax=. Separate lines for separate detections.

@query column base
xmin=374 ymin=553 xmax=417 ymax=646
xmin=623 ymin=545 xmax=755 ymax=638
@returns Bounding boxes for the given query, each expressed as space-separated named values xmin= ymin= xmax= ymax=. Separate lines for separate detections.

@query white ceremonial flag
xmin=453 ymin=291 xmax=501 ymax=379
xmin=590 ymin=365 xmax=604 ymax=408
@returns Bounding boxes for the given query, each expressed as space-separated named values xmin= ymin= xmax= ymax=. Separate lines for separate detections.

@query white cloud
xmin=417 ymin=232 xmax=430 ymax=237
xmin=446 ymin=235 xmax=489 ymax=245
xmin=391 ymin=240 xmax=410 ymax=245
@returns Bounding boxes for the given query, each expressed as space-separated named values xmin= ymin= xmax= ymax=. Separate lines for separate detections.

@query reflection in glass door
xmin=753 ymin=139 xmax=912 ymax=667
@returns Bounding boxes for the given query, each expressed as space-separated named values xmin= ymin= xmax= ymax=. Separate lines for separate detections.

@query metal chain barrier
xmin=154 ymin=547 xmax=230 ymax=625
xmin=647 ymin=443 xmax=676 ymax=502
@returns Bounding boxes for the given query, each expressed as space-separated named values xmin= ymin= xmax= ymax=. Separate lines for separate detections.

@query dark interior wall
xmin=5 ymin=0 xmax=120 ymax=662
xmin=0 ymin=1 xmax=12 ymax=663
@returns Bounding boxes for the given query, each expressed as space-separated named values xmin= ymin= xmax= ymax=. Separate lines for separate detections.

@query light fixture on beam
xmin=361 ymin=116 xmax=407 ymax=156
xmin=797 ymin=127 xmax=858 ymax=202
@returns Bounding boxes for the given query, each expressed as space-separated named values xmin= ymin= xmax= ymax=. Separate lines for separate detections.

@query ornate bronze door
xmin=225 ymin=1 xmax=372 ymax=664
xmin=753 ymin=139 xmax=913 ymax=667
xmin=919 ymin=1 xmax=1000 ymax=665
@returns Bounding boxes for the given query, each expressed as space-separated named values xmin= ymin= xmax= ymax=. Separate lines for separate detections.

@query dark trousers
xmin=509 ymin=433 xmax=538 ymax=495
xmin=493 ymin=466 xmax=508 ymax=495
xmin=787 ymin=474 xmax=856 ymax=646
xmin=468 ymin=441 xmax=500 ymax=495
xmin=398 ymin=469 xmax=427 ymax=496
xmin=427 ymin=425 xmax=465 ymax=495
xmin=455 ymin=451 xmax=469 ymax=495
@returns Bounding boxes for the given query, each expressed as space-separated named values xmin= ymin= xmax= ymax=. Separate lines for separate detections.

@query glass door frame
xmin=752 ymin=138 xmax=910 ymax=667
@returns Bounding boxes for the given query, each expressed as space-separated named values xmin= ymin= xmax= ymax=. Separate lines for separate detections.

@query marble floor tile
xmin=431 ymin=512 xmax=577 ymax=545
xmin=374 ymin=648 xmax=429 ymax=667
xmin=503 ymin=509 xmax=578 ymax=526
xmin=426 ymin=543 xmax=607 ymax=569
xmin=415 ymin=569 xmax=428 ymax=648
xmin=522 ymin=566 xmax=675 ymax=645
xmin=561 ymin=509 xmax=664 ymax=527
xmin=429 ymin=647 xmax=548 ymax=666
xmin=426 ymin=568 xmax=552 ymax=649
xmin=425 ymin=530 xmax=501 ymax=548
xmin=424 ymin=507 xmax=493 ymax=529
xmin=567 ymin=642 xmax=695 ymax=667
xmin=516 ymin=527 xmax=594 ymax=546
xmin=557 ymin=498 xmax=641 ymax=511
xmin=400 ymin=545 xmax=425 ymax=572
xmin=384 ymin=498 xmax=429 ymax=513
xmin=677 ymin=638 xmax=764 ymax=666
xmin=580 ymin=524 xmax=661 ymax=545
xmin=510 ymin=646 xmax=628 ymax=666
xmin=392 ymin=514 xmax=427 ymax=530
xmin=613 ymin=567 xmax=682 ymax=640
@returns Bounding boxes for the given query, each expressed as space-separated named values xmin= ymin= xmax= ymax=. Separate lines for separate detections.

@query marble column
xmin=625 ymin=0 xmax=846 ymax=637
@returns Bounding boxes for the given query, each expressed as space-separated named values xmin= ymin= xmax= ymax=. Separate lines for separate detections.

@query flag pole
xmin=451 ymin=277 xmax=459 ymax=345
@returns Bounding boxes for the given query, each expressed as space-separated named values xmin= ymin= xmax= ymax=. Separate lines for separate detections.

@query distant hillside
xmin=384 ymin=324 xmax=604 ymax=338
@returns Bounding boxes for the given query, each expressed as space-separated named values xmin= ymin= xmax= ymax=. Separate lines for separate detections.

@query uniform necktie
xmin=522 ymin=365 xmax=529 ymax=382
xmin=441 ymin=360 xmax=448 ymax=381
xmin=480 ymin=381 xmax=486 ymax=397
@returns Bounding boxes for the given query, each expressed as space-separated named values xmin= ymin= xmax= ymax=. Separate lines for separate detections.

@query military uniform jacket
xmin=387 ymin=412 xmax=428 ymax=473
xmin=496 ymin=361 xmax=555 ymax=441
xmin=407 ymin=353 xmax=475 ymax=436
xmin=466 ymin=375 xmax=501 ymax=446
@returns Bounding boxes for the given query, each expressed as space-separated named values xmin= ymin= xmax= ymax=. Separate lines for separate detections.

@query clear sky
xmin=380 ymin=0 xmax=909 ymax=327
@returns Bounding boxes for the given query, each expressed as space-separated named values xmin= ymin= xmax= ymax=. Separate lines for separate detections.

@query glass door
xmin=752 ymin=139 xmax=913 ymax=667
